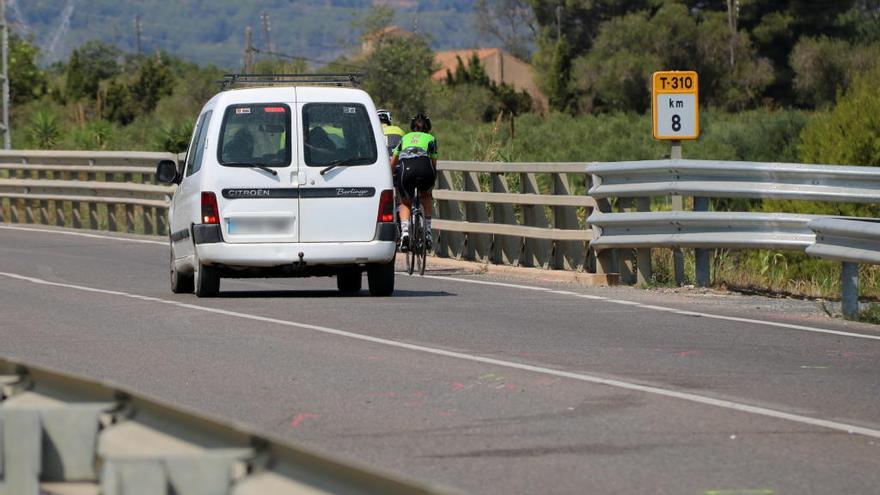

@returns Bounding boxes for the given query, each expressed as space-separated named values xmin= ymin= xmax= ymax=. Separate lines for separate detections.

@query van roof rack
xmin=219 ymin=73 xmax=364 ymax=90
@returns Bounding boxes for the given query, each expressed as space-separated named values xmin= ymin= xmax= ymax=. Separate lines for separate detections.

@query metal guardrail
xmin=0 ymin=150 xmax=176 ymax=235
xmin=588 ymin=160 xmax=880 ymax=203
xmin=433 ymin=161 xmax=596 ymax=272
xmin=0 ymin=356 xmax=452 ymax=495
xmin=588 ymin=211 xmax=818 ymax=250
xmin=588 ymin=159 xmax=880 ymax=319
xmin=806 ymin=218 xmax=880 ymax=319
xmin=806 ymin=218 xmax=880 ymax=264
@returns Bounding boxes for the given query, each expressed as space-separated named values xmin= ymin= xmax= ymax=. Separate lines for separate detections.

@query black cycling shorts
xmin=398 ymin=156 xmax=436 ymax=200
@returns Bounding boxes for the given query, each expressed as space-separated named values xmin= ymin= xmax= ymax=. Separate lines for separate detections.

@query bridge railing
xmin=432 ymin=161 xmax=597 ymax=272
xmin=0 ymin=150 xmax=177 ymax=236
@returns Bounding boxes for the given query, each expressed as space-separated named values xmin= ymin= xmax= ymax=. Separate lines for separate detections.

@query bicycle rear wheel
xmin=406 ymin=204 xmax=417 ymax=275
xmin=416 ymin=211 xmax=427 ymax=276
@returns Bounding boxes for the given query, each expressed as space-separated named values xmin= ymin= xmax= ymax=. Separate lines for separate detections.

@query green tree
xmin=361 ymin=32 xmax=436 ymax=119
xmin=445 ymin=53 xmax=532 ymax=122
xmin=790 ymin=36 xmax=880 ymax=108
xmin=9 ymin=34 xmax=47 ymax=105
xmin=528 ymin=0 xmax=650 ymax=111
xmin=64 ymin=41 xmax=122 ymax=101
xmin=103 ymin=57 xmax=175 ymax=125
xmin=572 ymin=3 xmax=772 ymax=113
xmin=800 ymin=66 xmax=880 ymax=167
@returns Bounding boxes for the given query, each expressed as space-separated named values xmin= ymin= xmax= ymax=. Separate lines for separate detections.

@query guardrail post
xmin=553 ymin=173 xmax=585 ymax=271
xmin=636 ymin=197 xmax=652 ymax=284
xmin=88 ymin=202 xmax=99 ymax=230
xmin=158 ymin=207 xmax=168 ymax=237
xmin=694 ymin=196 xmax=710 ymax=287
xmin=107 ymin=204 xmax=118 ymax=232
xmin=670 ymin=142 xmax=685 ymax=285
xmin=491 ymin=172 xmax=521 ymax=265
xmin=592 ymin=196 xmax=614 ymax=275
xmin=521 ymin=172 xmax=552 ymax=269
xmin=436 ymin=170 xmax=464 ymax=258
xmin=841 ymin=262 xmax=860 ymax=320
xmin=464 ymin=171 xmax=491 ymax=263
xmin=617 ymin=198 xmax=636 ymax=284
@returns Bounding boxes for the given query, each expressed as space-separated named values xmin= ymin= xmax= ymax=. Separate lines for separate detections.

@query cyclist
xmin=378 ymin=109 xmax=405 ymax=157
xmin=390 ymin=113 xmax=437 ymax=251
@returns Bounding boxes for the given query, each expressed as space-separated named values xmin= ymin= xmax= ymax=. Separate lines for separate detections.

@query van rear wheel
xmin=337 ymin=269 xmax=363 ymax=294
xmin=170 ymin=249 xmax=193 ymax=294
xmin=194 ymin=261 xmax=220 ymax=297
xmin=367 ymin=260 xmax=395 ymax=297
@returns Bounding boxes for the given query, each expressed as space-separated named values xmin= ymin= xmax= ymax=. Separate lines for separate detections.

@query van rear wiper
xmin=320 ymin=158 xmax=368 ymax=176
xmin=224 ymin=162 xmax=279 ymax=176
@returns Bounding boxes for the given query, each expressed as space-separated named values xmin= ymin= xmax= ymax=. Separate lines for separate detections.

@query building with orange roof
xmin=433 ymin=48 xmax=547 ymax=113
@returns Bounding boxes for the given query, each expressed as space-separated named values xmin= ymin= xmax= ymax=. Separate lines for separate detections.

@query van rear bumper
xmin=197 ymin=240 xmax=396 ymax=267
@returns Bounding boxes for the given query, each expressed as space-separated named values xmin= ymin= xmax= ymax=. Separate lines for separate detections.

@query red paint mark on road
xmin=437 ymin=410 xmax=451 ymax=417
xmin=451 ymin=382 xmax=466 ymax=391
xmin=290 ymin=413 xmax=320 ymax=428
xmin=676 ymin=350 xmax=699 ymax=357
xmin=505 ymin=383 xmax=518 ymax=391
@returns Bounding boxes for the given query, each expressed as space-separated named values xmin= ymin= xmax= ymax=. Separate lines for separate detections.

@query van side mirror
xmin=156 ymin=160 xmax=180 ymax=184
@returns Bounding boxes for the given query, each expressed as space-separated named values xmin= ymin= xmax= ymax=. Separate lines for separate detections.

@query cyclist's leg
xmin=398 ymin=160 xmax=416 ymax=250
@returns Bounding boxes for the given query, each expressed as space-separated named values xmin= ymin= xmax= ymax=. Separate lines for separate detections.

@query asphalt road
xmin=1 ymin=224 xmax=879 ymax=494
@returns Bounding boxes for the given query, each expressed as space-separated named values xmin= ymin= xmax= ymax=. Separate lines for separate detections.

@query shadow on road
xmin=217 ymin=289 xmax=455 ymax=299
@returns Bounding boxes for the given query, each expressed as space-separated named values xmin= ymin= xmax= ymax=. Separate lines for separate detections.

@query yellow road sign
xmin=652 ymin=71 xmax=699 ymax=140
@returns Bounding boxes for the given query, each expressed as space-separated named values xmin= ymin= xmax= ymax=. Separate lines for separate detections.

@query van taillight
xmin=201 ymin=192 xmax=220 ymax=224
xmin=377 ymin=189 xmax=394 ymax=223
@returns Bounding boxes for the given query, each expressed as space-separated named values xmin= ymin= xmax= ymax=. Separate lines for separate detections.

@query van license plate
xmin=227 ymin=218 xmax=290 ymax=235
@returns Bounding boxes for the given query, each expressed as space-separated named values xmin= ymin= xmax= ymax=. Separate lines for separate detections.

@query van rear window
xmin=218 ymin=104 xmax=291 ymax=167
xmin=302 ymin=103 xmax=377 ymax=167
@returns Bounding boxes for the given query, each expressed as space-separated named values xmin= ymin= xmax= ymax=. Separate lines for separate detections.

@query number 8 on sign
xmin=652 ymin=71 xmax=699 ymax=140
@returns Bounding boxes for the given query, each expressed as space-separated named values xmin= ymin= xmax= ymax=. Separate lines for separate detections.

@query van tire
xmin=367 ymin=260 xmax=395 ymax=297
xmin=170 ymin=250 xmax=193 ymax=294
xmin=337 ymin=269 xmax=362 ymax=294
xmin=194 ymin=261 xmax=220 ymax=297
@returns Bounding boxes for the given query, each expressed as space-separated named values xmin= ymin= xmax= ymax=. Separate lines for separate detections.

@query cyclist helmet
xmin=377 ymin=109 xmax=392 ymax=125
xmin=410 ymin=113 xmax=432 ymax=132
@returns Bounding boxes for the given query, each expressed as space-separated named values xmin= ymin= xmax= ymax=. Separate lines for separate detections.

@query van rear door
xmin=296 ymin=93 xmax=389 ymax=243
xmin=212 ymin=102 xmax=300 ymax=244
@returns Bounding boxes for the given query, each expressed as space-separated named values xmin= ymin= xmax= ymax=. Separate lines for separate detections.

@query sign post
xmin=652 ymin=71 xmax=700 ymax=286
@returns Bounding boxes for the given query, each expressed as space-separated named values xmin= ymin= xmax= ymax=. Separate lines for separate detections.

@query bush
xmin=800 ymin=66 xmax=880 ymax=167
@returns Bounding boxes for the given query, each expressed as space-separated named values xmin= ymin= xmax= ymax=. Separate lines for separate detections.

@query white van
xmin=156 ymin=75 xmax=397 ymax=297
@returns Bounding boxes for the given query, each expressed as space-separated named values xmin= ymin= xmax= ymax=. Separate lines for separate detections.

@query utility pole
xmin=244 ymin=26 xmax=254 ymax=73
xmin=134 ymin=14 xmax=142 ymax=55
xmin=260 ymin=11 xmax=272 ymax=54
xmin=727 ymin=0 xmax=738 ymax=69
xmin=1 ymin=0 xmax=10 ymax=149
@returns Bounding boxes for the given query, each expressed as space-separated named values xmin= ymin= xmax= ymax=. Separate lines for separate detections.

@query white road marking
xmin=4 ymin=225 xmax=880 ymax=342
xmin=2 ymin=270 xmax=880 ymax=440
xmin=0 ymin=225 xmax=166 ymax=245
xmin=417 ymin=274 xmax=880 ymax=342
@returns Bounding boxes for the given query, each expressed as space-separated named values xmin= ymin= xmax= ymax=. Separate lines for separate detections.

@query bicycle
xmin=405 ymin=186 xmax=428 ymax=276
